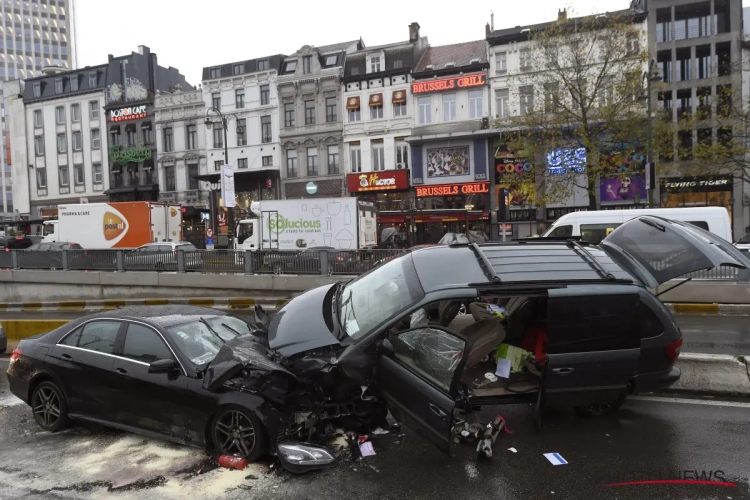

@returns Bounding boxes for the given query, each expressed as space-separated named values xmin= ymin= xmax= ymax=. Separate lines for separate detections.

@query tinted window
xmin=157 ymin=245 xmax=173 ymax=252
xmin=547 ymin=225 xmax=573 ymax=238
xmin=638 ymin=302 xmax=664 ymax=339
xmin=60 ymin=326 xmax=83 ymax=346
xmin=581 ymin=223 xmax=622 ymax=245
xmin=122 ymin=324 xmax=173 ymax=364
xmin=687 ymin=221 xmax=709 ymax=230
xmin=178 ymin=243 xmax=197 ymax=251
xmin=77 ymin=321 xmax=121 ymax=354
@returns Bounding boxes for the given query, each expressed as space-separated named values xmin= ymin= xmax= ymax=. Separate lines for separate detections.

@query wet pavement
xmin=1 ymin=357 xmax=749 ymax=499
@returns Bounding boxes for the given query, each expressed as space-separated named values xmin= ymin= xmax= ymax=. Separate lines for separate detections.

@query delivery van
xmin=543 ymin=207 xmax=733 ymax=244
xmin=42 ymin=202 xmax=183 ymax=249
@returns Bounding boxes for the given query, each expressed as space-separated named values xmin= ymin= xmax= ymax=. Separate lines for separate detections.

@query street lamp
xmin=205 ymin=107 xmax=243 ymax=250
xmin=640 ymin=59 xmax=662 ymax=208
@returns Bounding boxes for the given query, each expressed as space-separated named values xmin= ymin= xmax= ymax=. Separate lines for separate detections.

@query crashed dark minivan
xmin=7 ymin=216 xmax=749 ymax=472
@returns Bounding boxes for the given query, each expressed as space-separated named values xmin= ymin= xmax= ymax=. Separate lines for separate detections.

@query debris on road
xmin=218 ymin=455 xmax=248 ymax=470
xmin=543 ymin=453 xmax=568 ymax=465
xmin=359 ymin=441 xmax=376 ymax=457
xmin=368 ymin=465 xmax=380 ymax=473
xmin=508 ymin=447 xmax=517 ymax=453
xmin=477 ymin=415 xmax=511 ymax=459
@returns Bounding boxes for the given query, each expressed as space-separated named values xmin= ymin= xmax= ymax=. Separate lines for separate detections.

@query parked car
xmin=735 ymin=232 xmax=750 ymax=253
xmin=15 ymin=242 xmax=84 ymax=269
xmin=124 ymin=242 xmax=201 ymax=271
xmin=27 ymin=242 xmax=84 ymax=251
xmin=262 ymin=246 xmax=354 ymax=274
xmin=7 ymin=216 xmax=749 ymax=474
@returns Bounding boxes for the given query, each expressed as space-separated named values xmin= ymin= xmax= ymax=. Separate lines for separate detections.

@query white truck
xmin=234 ymin=198 xmax=377 ymax=251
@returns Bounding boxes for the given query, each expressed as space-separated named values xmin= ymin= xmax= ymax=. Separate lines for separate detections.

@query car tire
xmin=211 ymin=406 xmax=266 ymax=461
xmin=574 ymin=394 xmax=627 ymax=417
xmin=31 ymin=381 xmax=70 ymax=432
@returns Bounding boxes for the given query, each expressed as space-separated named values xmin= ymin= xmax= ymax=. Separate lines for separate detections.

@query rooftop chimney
xmin=558 ymin=8 xmax=567 ymax=21
xmin=409 ymin=22 xmax=421 ymax=42
xmin=491 ymin=11 xmax=494 ymax=31
xmin=486 ymin=23 xmax=491 ymax=37
xmin=41 ymin=65 xmax=64 ymax=76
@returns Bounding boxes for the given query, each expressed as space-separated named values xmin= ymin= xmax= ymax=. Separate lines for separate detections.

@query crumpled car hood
xmin=202 ymin=337 xmax=295 ymax=392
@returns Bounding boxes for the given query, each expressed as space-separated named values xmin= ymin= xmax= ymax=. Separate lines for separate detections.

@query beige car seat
xmin=459 ymin=319 xmax=506 ymax=368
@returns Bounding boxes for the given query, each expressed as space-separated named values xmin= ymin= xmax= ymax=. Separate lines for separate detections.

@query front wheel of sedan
xmin=31 ymin=381 xmax=69 ymax=432
xmin=211 ymin=407 xmax=266 ymax=461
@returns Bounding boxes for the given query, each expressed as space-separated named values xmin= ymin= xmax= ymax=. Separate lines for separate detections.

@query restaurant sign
xmin=411 ymin=73 xmax=487 ymax=94
xmin=109 ymin=144 xmax=152 ymax=164
xmin=109 ymin=104 xmax=147 ymax=122
xmin=415 ymin=181 xmax=489 ymax=198
xmin=347 ymin=170 xmax=409 ymax=193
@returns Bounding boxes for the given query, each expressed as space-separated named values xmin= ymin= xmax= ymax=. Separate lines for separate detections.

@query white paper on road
xmin=495 ymin=358 xmax=512 ymax=379
xmin=359 ymin=441 xmax=376 ymax=457
xmin=508 ymin=447 xmax=517 ymax=453
xmin=544 ymin=453 xmax=568 ymax=465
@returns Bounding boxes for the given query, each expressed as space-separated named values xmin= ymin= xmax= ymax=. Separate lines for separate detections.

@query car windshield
xmin=43 ymin=224 xmax=55 ymax=236
xmin=166 ymin=315 xmax=254 ymax=366
xmin=339 ymin=254 xmax=423 ymax=341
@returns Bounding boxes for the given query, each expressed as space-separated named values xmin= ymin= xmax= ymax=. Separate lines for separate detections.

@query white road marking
xmin=631 ymin=395 xmax=750 ymax=409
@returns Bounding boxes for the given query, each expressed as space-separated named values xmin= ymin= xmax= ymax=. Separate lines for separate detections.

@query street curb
xmin=0 ymin=297 xmax=289 ymax=313
xmin=664 ymin=303 xmax=750 ymax=316
xmin=669 ymin=354 xmax=750 ymax=396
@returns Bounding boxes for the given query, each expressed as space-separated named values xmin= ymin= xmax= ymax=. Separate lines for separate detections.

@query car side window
xmin=392 ymin=327 xmax=466 ymax=393
xmin=157 ymin=245 xmax=172 ymax=252
xmin=122 ymin=323 xmax=174 ymax=364
xmin=76 ymin=321 xmax=121 ymax=354
xmin=60 ymin=326 xmax=83 ymax=346
xmin=547 ymin=225 xmax=573 ymax=238
xmin=38 ymin=244 xmax=50 ymax=251
xmin=686 ymin=221 xmax=709 ymax=231
xmin=580 ymin=223 xmax=622 ymax=245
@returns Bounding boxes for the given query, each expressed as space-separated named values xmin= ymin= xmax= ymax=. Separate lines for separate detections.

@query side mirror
xmin=376 ymin=338 xmax=394 ymax=355
xmin=148 ymin=358 xmax=177 ymax=374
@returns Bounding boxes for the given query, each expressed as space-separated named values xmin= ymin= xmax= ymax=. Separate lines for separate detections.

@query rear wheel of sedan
xmin=574 ymin=394 xmax=627 ymax=417
xmin=31 ymin=381 xmax=69 ymax=432
xmin=211 ymin=407 xmax=266 ymax=461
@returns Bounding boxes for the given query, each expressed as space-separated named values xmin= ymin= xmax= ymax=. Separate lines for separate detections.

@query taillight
xmin=9 ymin=347 xmax=21 ymax=364
xmin=664 ymin=338 xmax=683 ymax=361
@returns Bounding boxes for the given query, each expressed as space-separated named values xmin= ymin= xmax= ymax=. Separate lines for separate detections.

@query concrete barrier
xmin=654 ymin=279 xmax=750 ymax=304
xmin=670 ymin=354 xmax=750 ymax=396
xmin=2 ymin=320 xmax=69 ymax=341
xmin=0 ymin=296 xmax=289 ymax=313
xmin=664 ymin=303 xmax=750 ymax=315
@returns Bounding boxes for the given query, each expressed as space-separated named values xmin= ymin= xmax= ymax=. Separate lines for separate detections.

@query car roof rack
xmin=565 ymin=239 xmax=616 ymax=280
xmin=512 ymin=236 xmax=583 ymax=242
xmin=470 ymin=242 xmax=501 ymax=283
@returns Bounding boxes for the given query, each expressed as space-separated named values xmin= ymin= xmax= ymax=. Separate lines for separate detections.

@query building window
xmin=285 ymin=103 xmax=295 ymax=127
xmin=495 ymin=52 xmax=507 ymax=74
xmin=350 ymin=145 xmax=362 ymax=173
xmin=92 ymin=163 xmax=102 ymax=184
xmin=261 ymin=115 xmax=272 ymax=143
xmin=349 ymin=106 xmax=361 ymax=122
xmin=91 ymin=129 xmax=100 ymax=149
xmin=326 ymin=97 xmax=337 ymax=122
xmin=303 ymin=55 xmax=312 ymax=74
xmin=126 ymin=124 xmax=137 ymax=146
xmin=233 ymin=64 xmax=243 ymax=75
xmin=74 ymin=164 xmax=84 ymax=185
xmin=286 ymin=149 xmax=298 ymax=177
xmin=307 ymin=147 xmax=318 ymax=176
xmin=54 ymin=77 xmax=63 ymax=93
xmin=70 ymin=103 xmax=80 ymax=122
xmin=164 ymin=165 xmax=175 ymax=191
xmin=262 ymin=156 xmax=273 ymax=167
xmin=235 ymin=88 xmax=245 ymax=109
xmin=33 ymin=109 xmax=43 ymax=128
xmin=305 ymin=100 xmax=316 ymax=125
xmin=283 ymin=60 xmax=297 ymax=74
xmin=393 ymin=101 xmax=407 ymax=117
xmin=110 ymin=126 xmax=121 ymax=146
xmin=186 ymin=124 xmax=197 ymax=150
xmin=212 ymin=92 xmax=221 ymax=109
xmin=70 ymin=75 xmax=79 ymax=91
xmin=238 ymin=158 xmax=248 ymax=169
xmin=34 ymin=136 xmax=45 ymax=156
xmin=468 ymin=89 xmax=483 ymax=119
xmin=187 ymin=163 xmax=199 ymax=190
xmin=519 ymin=86 xmax=534 ymax=115
xmin=59 ymin=166 xmax=69 ymax=186
xmin=163 ymin=127 xmax=173 ymax=152
xmin=676 ymin=48 xmax=691 ymax=81
xmin=213 ymin=126 xmax=224 ymax=148
xmin=396 ymin=141 xmax=409 ymax=169
xmin=418 ymin=96 xmax=431 ymax=124
xmin=442 ymin=93 xmax=457 ymax=122
xmin=236 ymin=118 xmax=247 ymax=146
xmin=327 ymin=144 xmax=339 ymax=175
xmin=55 ymin=105 xmax=65 ymax=124
xmin=209 ymin=68 xmax=221 ymax=79
xmin=520 ymin=49 xmax=532 ymax=70
xmin=214 ymin=160 xmax=224 ymax=171
xmin=325 ymin=54 xmax=339 ymax=66
xmin=57 ymin=133 xmax=67 ymax=153
xmin=258 ymin=59 xmax=269 ymax=71
xmin=72 ymin=131 xmax=82 ymax=151
xmin=142 ymin=122 xmax=153 ymax=145
xmin=370 ymin=56 xmax=381 ymax=73
xmin=33 ymin=82 xmax=41 ymax=97
xmin=260 ymin=84 xmax=270 ymax=105
xmin=371 ymin=102 xmax=383 ymax=120
xmin=88 ymin=72 xmax=97 ymax=88
xmin=89 ymin=100 xmax=99 ymax=120
xmin=37 ymin=167 xmax=47 ymax=189
xmin=372 ymin=142 xmax=385 ymax=171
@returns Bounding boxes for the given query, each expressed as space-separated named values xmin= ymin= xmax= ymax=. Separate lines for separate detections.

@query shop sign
xmin=661 ymin=176 xmax=732 ymax=192
xmin=347 ymin=170 xmax=408 ymax=193
xmin=109 ymin=144 xmax=152 ymax=164
xmin=546 ymin=147 xmax=586 ymax=175
xmin=600 ymin=174 xmax=647 ymax=202
xmin=306 ymin=182 xmax=318 ymax=195
xmin=411 ymin=73 xmax=486 ymax=94
xmin=109 ymin=105 xmax=147 ymax=122
xmin=415 ymin=182 xmax=489 ymax=198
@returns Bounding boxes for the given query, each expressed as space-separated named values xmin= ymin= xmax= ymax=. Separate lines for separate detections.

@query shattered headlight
xmin=277 ymin=443 xmax=337 ymax=474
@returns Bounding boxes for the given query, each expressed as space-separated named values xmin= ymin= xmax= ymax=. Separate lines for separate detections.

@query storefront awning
xmin=369 ymin=93 xmax=383 ymax=107
xmin=346 ymin=96 xmax=360 ymax=110
xmin=192 ymin=168 xmax=278 ymax=183
xmin=103 ymin=186 xmax=137 ymax=195
xmin=392 ymin=90 xmax=406 ymax=104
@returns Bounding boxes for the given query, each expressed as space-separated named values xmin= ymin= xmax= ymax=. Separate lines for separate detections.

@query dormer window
xmin=325 ymin=54 xmax=338 ymax=67
xmin=283 ymin=59 xmax=297 ymax=74
xmin=370 ymin=56 xmax=381 ymax=73
xmin=393 ymin=60 xmax=403 ymax=69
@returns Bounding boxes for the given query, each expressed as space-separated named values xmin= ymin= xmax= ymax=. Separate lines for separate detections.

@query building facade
xmin=342 ymin=22 xmax=427 ymax=227
xmin=278 ymin=40 xmax=364 ymax=199
xmin=0 ymin=0 xmax=78 ymax=219
xmin=404 ymin=40 xmax=492 ymax=245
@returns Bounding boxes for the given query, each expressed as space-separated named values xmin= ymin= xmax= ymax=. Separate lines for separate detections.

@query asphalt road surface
xmin=2 ymin=311 xmax=749 ymax=355
xmin=1 ymin=356 xmax=749 ymax=500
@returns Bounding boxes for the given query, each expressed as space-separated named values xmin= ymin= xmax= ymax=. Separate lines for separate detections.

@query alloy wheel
xmin=33 ymin=386 xmax=61 ymax=427
xmin=214 ymin=410 xmax=256 ymax=457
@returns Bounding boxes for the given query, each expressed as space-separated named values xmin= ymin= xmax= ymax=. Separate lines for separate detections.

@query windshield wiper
xmin=199 ymin=317 xmax=226 ymax=345
xmin=221 ymin=322 xmax=243 ymax=338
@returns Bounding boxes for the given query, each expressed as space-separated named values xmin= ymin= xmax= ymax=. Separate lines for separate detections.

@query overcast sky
xmin=76 ymin=0 xmax=639 ymax=85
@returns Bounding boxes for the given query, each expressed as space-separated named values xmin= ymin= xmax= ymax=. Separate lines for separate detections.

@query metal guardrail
xmin=0 ymin=248 xmax=407 ymax=276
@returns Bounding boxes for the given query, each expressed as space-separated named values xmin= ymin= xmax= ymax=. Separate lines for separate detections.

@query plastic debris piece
xmin=245 ymin=474 xmax=258 ymax=480
xmin=508 ymin=447 xmax=517 ymax=453
xmin=218 ymin=454 xmax=248 ymax=470
xmin=359 ymin=441 xmax=376 ymax=457
xmin=368 ymin=465 xmax=380 ymax=473
xmin=372 ymin=427 xmax=390 ymax=435
xmin=543 ymin=453 xmax=568 ymax=465
xmin=347 ymin=432 xmax=362 ymax=461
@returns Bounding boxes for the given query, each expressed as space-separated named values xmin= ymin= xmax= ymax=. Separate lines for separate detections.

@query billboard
xmin=426 ymin=146 xmax=470 ymax=178
xmin=600 ymin=174 xmax=647 ymax=202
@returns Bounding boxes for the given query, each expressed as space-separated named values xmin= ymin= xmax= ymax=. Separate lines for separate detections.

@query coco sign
xmin=494 ymin=158 xmax=534 ymax=183
xmin=109 ymin=104 xmax=147 ymax=122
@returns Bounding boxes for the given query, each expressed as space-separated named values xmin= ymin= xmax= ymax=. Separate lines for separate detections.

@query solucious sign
xmin=109 ymin=105 xmax=147 ymax=122
xmin=411 ymin=74 xmax=487 ymax=94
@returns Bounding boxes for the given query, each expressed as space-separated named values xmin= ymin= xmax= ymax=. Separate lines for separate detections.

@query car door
xmin=46 ymin=320 xmax=125 ymax=417
xmin=109 ymin=322 xmax=195 ymax=441
xmin=600 ymin=215 xmax=749 ymax=288
xmin=373 ymin=326 xmax=472 ymax=455
xmin=543 ymin=289 xmax=641 ymax=408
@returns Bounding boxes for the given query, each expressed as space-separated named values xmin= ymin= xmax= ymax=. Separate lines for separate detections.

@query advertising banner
xmin=220 ymin=165 xmax=236 ymax=208
xmin=426 ymin=146 xmax=470 ymax=178
xmin=600 ymin=174 xmax=647 ymax=202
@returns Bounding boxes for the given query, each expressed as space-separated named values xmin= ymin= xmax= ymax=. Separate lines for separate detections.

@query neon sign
xmin=411 ymin=74 xmax=487 ymax=94
xmin=415 ymin=182 xmax=489 ymax=198
xmin=109 ymin=105 xmax=147 ymax=122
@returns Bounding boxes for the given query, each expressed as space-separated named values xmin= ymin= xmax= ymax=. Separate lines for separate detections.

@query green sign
xmin=109 ymin=144 xmax=152 ymax=164
xmin=267 ymin=214 xmax=322 ymax=236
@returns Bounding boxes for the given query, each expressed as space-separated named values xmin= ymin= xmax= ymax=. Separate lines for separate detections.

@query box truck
xmin=234 ymin=198 xmax=377 ymax=251
xmin=42 ymin=202 xmax=183 ymax=249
